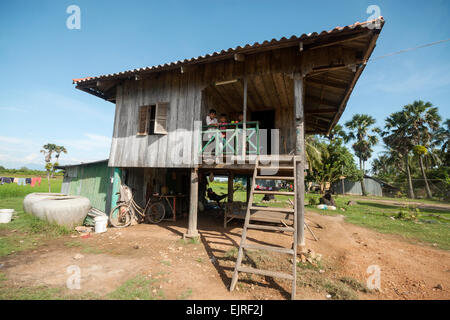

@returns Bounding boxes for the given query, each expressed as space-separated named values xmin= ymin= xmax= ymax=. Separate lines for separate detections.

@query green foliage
xmin=413 ymin=145 xmax=428 ymax=156
xmin=307 ymin=138 xmax=363 ymax=188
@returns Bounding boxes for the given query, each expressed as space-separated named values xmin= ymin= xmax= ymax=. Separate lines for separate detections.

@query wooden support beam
xmin=246 ymin=175 xmax=251 ymax=203
xmin=228 ymin=172 xmax=234 ymax=203
xmin=293 ymin=73 xmax=305 ymax=247
xmin=305 ymin=107 xmax=338 ymax=114
xmin=234 ymin=53 xmax=245 ymax=62
xmin=306 ymin=77 xmax=348 ymax=89
xmin=305 ymin=95 xmax=339 ymax=108
xmin=185 ymin=168 xmax=199 ymax=238
xmin=242 ymin=77 xmax=248 ymax=158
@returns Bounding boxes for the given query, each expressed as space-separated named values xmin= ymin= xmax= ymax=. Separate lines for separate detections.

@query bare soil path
xmin=0 ymin=210 xmax=448 ymax=299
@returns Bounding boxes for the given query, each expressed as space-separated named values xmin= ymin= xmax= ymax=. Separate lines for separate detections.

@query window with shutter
xmin=137 ymin=106 xmax=150 ymax=135
xmin=154 ymin=102 xmax=169 ymax=134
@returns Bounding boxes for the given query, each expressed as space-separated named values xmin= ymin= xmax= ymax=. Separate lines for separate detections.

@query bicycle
xmin=109 ymin=185 xmax=166 ymax=228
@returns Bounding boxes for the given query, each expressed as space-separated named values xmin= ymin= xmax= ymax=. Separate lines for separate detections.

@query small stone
xmin=73 ymin=253 xmax=84 ymax=260
xmin=434 ymin=284 xmax=443 ymax=290
xmin=133 ymin=245 xmax=140 ymax=249
xmin=319 ymin=269 xmax=325 ymax=273
xmin=326 ymin=294 xmax=332 ymax=299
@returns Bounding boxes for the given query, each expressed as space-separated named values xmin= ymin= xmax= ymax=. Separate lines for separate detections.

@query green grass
xmin=0 ymin=177 xmax=62 ymax=198
xmin=210 ymin=181 xmax=450 ymax=250
xmin=0 ymin=197 xmax=73 ymax=256
xmin=306 ymin=193 xmax=450 ymax=250
xmin=106 ymin=275 xmax=165 ymax=300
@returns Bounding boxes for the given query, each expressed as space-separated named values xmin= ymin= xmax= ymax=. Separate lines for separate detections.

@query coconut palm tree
xmin=305 ymin=135 xmax=326 ymax=172
xmin=382 ymin=111 xmax=415 ymax=198
xmin=403 ymin=101 xmax=441 ymax=198
xmin=434 ymin=119 xmax=450 ymax=166
xmin=40 ymin=143 xmax=57 ymax=192
xmin=52 ymin=145 xmax=68 ymax=178
xmin=345 ymin=114 xmax=379 ymax=196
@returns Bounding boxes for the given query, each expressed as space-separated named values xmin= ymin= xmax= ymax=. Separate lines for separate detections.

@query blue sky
xmin=0 ymin=0 xmax=449 ymax=170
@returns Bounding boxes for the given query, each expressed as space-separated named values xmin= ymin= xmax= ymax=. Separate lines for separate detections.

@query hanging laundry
xmin=13 ymin=178 xmax=19 ymax=183
xmin=25 ymin=178 xmax=32 ymax=185
xmin=37 ymin=177 xmax=42 ymax=186
xmin=31 ymin=177 xmax=37 ymax=187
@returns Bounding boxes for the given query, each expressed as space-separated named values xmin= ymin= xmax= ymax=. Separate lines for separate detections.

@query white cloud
xmin=0 ymin=132 xmax=111 ymax=169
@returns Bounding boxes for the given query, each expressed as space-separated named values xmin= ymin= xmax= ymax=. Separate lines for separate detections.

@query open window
xmin=137 ymin=102 xmax=169 ymax=135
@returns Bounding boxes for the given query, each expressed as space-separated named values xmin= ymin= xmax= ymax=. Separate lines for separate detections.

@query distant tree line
xmin=305 ymin=100 xmax=449 ymax=200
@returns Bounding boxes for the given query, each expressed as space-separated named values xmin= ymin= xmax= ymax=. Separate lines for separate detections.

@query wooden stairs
xmin=229 ymin=156 xmax=298 ymax=299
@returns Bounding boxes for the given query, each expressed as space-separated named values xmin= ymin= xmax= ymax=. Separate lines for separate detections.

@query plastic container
xmin=0 ymin=209 xmax=15 ymax=223
xmin=94 ymin=215 xmax=108 ymax=233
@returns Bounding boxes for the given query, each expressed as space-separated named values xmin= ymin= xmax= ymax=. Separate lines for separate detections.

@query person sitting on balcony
xmin=206 ymin=109 xmax=218 ymax=127
xmin=218 ymin=113 xmax=228 ymax=136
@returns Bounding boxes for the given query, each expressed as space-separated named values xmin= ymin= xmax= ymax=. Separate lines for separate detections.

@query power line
xmin=368 ymin=38 xmax=450 ymax=62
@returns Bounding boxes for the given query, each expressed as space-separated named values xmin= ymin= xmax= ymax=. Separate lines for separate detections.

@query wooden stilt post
xmin=228 ymin=172 xmax=234 ymax=203
xmin=185 ymin=167 xmax=199 ymax=238
xmin=242 ymin=77 xmax=248 ymax=159
xmin=294 ymin=73 xmax=305 ymax=247
xmin=246 ymin=175 xmax=251 ymax=203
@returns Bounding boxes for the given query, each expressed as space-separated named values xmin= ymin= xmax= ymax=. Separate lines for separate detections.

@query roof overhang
xmin=73 ymin=17 xmax=385 ymax=134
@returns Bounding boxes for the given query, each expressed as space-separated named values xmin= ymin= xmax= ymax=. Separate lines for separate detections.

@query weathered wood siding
xmin=109 ymin=71 xmax=203 ymax=168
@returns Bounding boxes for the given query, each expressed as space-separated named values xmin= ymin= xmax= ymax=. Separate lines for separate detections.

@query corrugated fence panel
xmin=64 ymin=161 xmax=111 ymax=212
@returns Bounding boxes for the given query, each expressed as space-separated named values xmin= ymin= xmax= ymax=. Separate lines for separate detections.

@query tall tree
xmin=403 ymin=101 xmax=441 ymax=198
xmin=345 ymin=114 xmax=379 ymax=196
xmin=40 ymin=143 xmax=57 ymax=192
xmin=382 ymin=111 xmax=415 ymax=198
xmin=305 ymin=135 xmax=326 ymax=172
xmin=52 ymin=145 xmax=67 ymax=178
xmin=434 ymin=119 xmax=450 ymax=167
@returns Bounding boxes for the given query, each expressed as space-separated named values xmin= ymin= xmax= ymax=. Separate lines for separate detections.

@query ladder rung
xmin=237 ymin=266 xmax=294 ymax=280
xmin=256 ymin=176 xmax=295 ymax=180
xmin=242 ymin=242 xmax=295 ymax=254
xmin=250 ymin=206 xmax=294 ymax=213
xmin=247 ymin=223 xmax=295 ymax=232
xmin=253 ymin=190 xmax=295 ymax=196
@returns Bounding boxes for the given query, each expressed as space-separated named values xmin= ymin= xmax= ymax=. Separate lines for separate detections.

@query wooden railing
xmin=200 ymin=121 xmax=260 ymax=156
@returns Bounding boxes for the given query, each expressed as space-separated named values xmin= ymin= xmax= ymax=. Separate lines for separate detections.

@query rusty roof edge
xmin=73 ymin=17 xmax=385 ymax=85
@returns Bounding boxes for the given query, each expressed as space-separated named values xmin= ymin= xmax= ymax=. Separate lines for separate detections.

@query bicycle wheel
xmin=145 ymin=202 xmax=165 ymax=224
xmin=109 ymin=204 xmax=132 ymax=228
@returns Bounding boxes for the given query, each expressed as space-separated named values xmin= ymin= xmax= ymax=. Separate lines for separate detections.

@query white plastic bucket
xmin=0 ymin=209 xmax=15 ymax=223
xmin=94 ymin=215 xmax=108 ymax=233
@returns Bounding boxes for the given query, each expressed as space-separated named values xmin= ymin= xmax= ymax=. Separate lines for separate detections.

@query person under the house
xmin=206 ymin=186 xmax=239 ymax=207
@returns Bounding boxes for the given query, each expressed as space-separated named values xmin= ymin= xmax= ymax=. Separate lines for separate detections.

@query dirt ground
xmin=1 ymin=210 xmax=449 ymax=300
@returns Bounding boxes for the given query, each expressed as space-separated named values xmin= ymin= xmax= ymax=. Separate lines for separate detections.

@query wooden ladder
xmin=229 ymin=156 xmax=298 ymax=299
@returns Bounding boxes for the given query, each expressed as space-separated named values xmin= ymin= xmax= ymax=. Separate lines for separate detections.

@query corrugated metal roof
xmin=73 ymin=17 xmax=384 ymax=84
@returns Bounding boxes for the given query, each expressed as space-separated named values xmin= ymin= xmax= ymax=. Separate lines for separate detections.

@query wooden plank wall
xmin=109 ymin=70 xmax=203 ymax=168
xmin=108 ymin=42 xmax=365 ymax=168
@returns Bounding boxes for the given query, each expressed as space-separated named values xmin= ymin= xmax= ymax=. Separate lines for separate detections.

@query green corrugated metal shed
xmin=60 ymin=159 xmax=118 ymax=213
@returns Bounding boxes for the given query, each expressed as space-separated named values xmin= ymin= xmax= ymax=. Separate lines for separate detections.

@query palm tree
xmin=345 ymin=114 xmax=379 ymax=196
xmin=305 ymin=135 xmax=325 ymax=172
xmin=40 ymin=143 xmax=57 ymax=192
xmin=382 ymin=111 xmax=415 ymax=198
xmin=52 ymin=145 xmax=68 ymax=178
xmin=434 ymin=119 xmax=450 ymax=166
xmin=403 ymin=101 xmax=441 ymax=198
